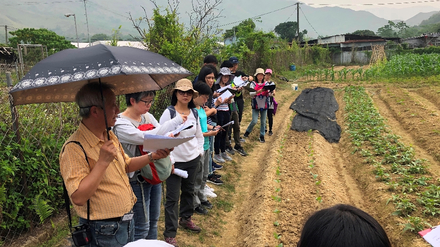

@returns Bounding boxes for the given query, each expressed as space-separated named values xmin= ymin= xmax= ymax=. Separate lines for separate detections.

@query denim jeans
xmin=130 ymin=178 xmax=162 ymax=240
xmin=194 ymin=149 xmax=210 ymax=207
xmin=79 ymin=216 xmax=134 ymax=247
xmin=246 ymin=109 xmax=267 ymax=137
xmin=208 ymin=136 xmax=214 ymax=174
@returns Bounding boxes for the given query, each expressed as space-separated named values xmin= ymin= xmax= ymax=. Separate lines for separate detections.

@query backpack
xmin=119 ymin=113 xmax=173 ymax=185
xmin=167 ymin=105 xmax=199 ymax=127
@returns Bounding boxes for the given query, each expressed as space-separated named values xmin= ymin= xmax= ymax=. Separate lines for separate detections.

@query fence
xmin=0 ymin=44 xmax=310 ymax=246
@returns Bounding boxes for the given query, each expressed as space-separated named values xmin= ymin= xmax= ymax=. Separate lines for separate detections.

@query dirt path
xmin=51 ymin=82 xmax=439 ymax=247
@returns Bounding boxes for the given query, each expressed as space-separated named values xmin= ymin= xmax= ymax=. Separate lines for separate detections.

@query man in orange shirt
xmin=60 ymin=82 xmax=170 ymax=247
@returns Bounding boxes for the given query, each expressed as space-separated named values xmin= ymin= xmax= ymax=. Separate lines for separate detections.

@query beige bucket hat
xmin=172 ymin=78 xmax=198 ymax=97
xmin=254 ymin=68 xmax=265 ymax=77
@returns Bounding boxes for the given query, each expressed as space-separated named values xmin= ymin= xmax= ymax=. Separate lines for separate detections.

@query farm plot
xmin=229 ymin=84 xmax=440 ymax=247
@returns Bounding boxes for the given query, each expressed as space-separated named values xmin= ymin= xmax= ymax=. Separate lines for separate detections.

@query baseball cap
xmin=229 ymin=56 xmax=239 ymax=64
xmin=265 ymin=69 xmax=273 ymax=74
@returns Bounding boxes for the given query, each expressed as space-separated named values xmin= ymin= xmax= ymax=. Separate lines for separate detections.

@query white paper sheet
xmin=216 ymin=85 xmax=232 ymax=93
xmin=233 ymin=77 xmax=249 ymax=87
xmin=171 ymin=121 xmax=194 ymax=136
xmin=424 ymin=227 xmax=440 ymax=247
xmin=219 ymin=90 xmax=233 ymax=103
xmin=143 ymin=134 xmax=195 ymax=152
xmin=221 ymin=120 xmax=234 ymax=128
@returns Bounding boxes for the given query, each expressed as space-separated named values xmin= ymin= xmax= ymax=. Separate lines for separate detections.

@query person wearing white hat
xmin=243 ymin=68 xmax=270 ymax=143
xmin=159 ymin=79 xmax=204 ymax=246
xmin=212 ymin=67 xmax=234 ymax=163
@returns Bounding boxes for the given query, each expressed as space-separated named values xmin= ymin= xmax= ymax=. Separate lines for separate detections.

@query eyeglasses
xmin=139 ymin=99 xmax=154 ymax=106
xmin=177 ymin=90 xmax=193 ymax=96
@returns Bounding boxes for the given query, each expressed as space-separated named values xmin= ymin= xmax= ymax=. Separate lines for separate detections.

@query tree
xmin=9 ymin=28 xmax=75 ymax=54
xmin=274 ymin=21 xmax=307 ymax=42
xmin=224 ymin=19 xmax=256 ymax=39
xmin=91 ymin=33 xmax=111 ymax=42
xmin=377 ymin=21 xmax=409 ymax=38
xmin=351 ymin=30 xmax=376 ymax=36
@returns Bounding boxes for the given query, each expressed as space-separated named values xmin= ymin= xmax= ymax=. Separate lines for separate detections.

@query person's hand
xmin=213 ymin=92 xmax=220 ymax=98
xmin=171 ymin=164 xmax=175 ymax=174
xmin=98 ymin=140 xmax=117 ymax=165
xmin=180 ymin=113 xmax=188 ymax=122
xmin=237 ymin=86 xmax=243 ymax=92
xmin=215 ymin=97 xmax=222 ymax=106
xmin=257 ymin=89 xmax=263 ymax=94
xmin=211 ymin=128 xmax=220 ymax=136
xmin=152 ymin=148 xmax=171 ymax=160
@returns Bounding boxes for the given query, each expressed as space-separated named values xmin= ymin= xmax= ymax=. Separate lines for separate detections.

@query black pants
xmin=236 ymin=97 xmax=244 ymax=124
xmin=267 ymin=109 xmax=274 ymax=132
xmin=214 ymin=111 xmax=230 ymax=154
xmin=163 ymin=155 xmax=201 ymax=238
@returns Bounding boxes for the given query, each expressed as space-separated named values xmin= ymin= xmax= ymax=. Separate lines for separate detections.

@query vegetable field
xmin=162 ymin=79 xmax=440 ymax=247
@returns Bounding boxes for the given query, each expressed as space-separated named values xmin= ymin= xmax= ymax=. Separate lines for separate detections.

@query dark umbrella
xmin=10 ymin=44 xmax=192 ymax=106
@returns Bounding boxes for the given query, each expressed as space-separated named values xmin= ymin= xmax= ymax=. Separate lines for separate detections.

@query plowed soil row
xmin=172 ymin=83 xmax=440 ymax=247
xmin=46 ymin=82 xmax=439 ymax=247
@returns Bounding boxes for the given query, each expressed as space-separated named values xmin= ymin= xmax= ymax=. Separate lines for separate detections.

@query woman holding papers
xmin=159 ymin=79 xmax=205 ymax=246
xmin=212 ymin=67 xmax=234 ymax=163
xmin=265 ymin=69 xmax=276 ymax=136
xmin=113 ymin=91 xmax=183 ymax=241
xmin=243 ymin=68 xmax=270 ymax=143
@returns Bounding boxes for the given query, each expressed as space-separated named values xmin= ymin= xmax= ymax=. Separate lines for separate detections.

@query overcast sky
xmin=300 ymin=0 xmax=440 ymax=20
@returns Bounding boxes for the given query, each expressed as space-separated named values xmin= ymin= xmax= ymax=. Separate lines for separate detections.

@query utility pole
xmin=83 ymin=0 xmax=91 ymax=46
xmin=5 ymin=25 xmax=7 ymax=44
xmin=296 ymin=2 xmax=300 ymax=42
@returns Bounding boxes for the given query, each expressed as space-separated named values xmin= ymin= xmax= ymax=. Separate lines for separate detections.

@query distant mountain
xmin=420 ymin=12 xmax=440 ymax=26
xmin=406 ymin=11 xmax=439 ymax=26
xmin=0 ymin=0 xmax=438 ymax=45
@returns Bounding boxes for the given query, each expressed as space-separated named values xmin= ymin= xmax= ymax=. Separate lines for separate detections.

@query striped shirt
xmin=59 ymin=122 xmax=136 ymax=220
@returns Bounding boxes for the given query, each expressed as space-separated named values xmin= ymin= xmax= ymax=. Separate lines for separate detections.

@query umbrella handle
xmin=99 ymin=78 xmax=111 ymax=140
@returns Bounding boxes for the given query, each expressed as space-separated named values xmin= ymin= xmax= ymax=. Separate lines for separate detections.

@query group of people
xmin=59 ymin=53 xmax=392 ymax=247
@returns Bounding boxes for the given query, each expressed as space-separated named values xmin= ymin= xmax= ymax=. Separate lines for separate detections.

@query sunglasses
xmin=177 ymin=90 xmax=193 ymax=96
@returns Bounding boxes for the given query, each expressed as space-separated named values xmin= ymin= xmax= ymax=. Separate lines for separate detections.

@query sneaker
xmin=212 ymin=162 xmax=223 ymax=170
xmin=201 ymin=200 xmax=213 ymax=209
xmin=179 ymin=217 xmax=201 ymax=232
xmin=234 ymin=146 xmax=248 ymax=156
xmin=213 ymin=154 xmax=225 ymax=163
xmin=240 ymin=137 xmax=246 ymax=143
xmin=207 ymin=175 xmax=224 ymax=185
xmin=269 ymin=131 xmax=273 ymax=136
xmin=205 ymin=184 xmax=215 ymax=192
xmin=204 ymin=187 xmax=217 ymax=198
xmin=221 ymin=152 xmax=233 ymax=161
xmin=243 ymin=131 xmax=250 ymax=138
xmin=212 ymin=171 xmax=222 ymax=178
xmin=226 ymin=146 xmax=235 ymax=155
xmin=165 ymin=237 xmax=178 ymax=247
xmin=259 ymin=135 xmax=265 ymax=143
xmin=194 ymin=205 xmax=208 ymax=215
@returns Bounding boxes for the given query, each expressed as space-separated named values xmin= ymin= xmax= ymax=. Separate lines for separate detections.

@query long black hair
xmin=170 ymin=90 xmax=196 ymax=108
xmin=198 ymin=65 xmax=217 ymax=83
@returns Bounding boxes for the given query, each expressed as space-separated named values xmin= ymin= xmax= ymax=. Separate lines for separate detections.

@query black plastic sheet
xmin=290 ymin=87 xmax=341 ymax=143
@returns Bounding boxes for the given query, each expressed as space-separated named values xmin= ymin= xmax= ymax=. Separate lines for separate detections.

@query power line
xmin=218 ymin=3 xmax=297 ymax=27
xmin=304 ymin=0 xmax=440 ymax=7
xmin=4 ymin=0 xmax=80 ymax=6
xmin=299 ymin=6 xmax=319 ymax=37
xmin=284 ymin=7 xmax=297 ymax=22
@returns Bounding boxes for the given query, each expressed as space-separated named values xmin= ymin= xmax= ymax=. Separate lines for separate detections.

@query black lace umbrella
xmin=10 ymin=44 xmax=192 ymax=105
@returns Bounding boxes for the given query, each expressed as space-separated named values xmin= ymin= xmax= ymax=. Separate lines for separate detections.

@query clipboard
xmin=263 ymin=84 xmax=276 ymax=91
xmin=243 ymin=85 xmax=256 ymax=92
